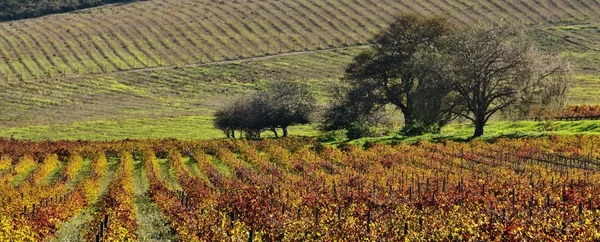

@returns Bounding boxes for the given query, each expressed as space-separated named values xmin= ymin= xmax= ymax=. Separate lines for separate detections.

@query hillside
xmin=0 ymin=0 xmax=599 ymax=81
xmin=0 ymin=0 xmax=599 ymax=140
xmin=0 ymin=48 xmax=360 ymax=128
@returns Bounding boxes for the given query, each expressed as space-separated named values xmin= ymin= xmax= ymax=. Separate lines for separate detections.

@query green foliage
xmin=0 ymin=0 xmax=142 ymax=21
xmin=539 ymin=120 xmax=559 ymax=132
xmin=399 ymin=122 xmax=441 ymax=137
xmin=131 ymin=160 xmax=179 ymax=241
xmin=326 ymin=14 xmax=453 ymax=133
xmin=316 ymin=132 xmax=341 ymax=143
xmin=52 ymin=162 xmax=118 ymax=241
xmin=338 ymin=119 xmax=600 ymax=146
xmin=346 ymin=120 xmax=376 ymax=140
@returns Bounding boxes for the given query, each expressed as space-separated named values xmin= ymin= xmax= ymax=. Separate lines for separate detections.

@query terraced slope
xmin=0 ymin=0 xmax=599 ymax=81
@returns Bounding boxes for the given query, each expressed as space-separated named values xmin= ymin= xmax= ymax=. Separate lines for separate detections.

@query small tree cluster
xmin=214 ymin=81 xmax=316 ymax=139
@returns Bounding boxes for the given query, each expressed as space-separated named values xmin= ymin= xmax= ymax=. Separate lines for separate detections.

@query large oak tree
xmin=321 ymin=14 xmax=453 ymax=133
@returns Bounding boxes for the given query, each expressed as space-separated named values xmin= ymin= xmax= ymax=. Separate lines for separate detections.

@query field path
xmin=34 ymin=45 xmax=368 ymax=81
xmin=131 ymin=159 xmax=178 ymax=241
xmin=182 ymin=156 xmax=213 ymax=187
xmin=51 ymin=162 xmax=118 ymax=242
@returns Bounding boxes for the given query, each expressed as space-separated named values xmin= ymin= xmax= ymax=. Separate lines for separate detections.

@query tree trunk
xmin=473 ymin=112 xmax=485 ymax=138
xmin=248 ymin=130 xmax=261 ymax=139
xmin=403 ymin=78 xmax=415 ymax=127
xmin=282 ymin=126 xmax=289 ymax=137
xmin=403 ymin=109 xmax=413 ymax=127
xmin=271 ymin=127 xmax=279 ymax=138
xmin=231 ymin=130 xmax=236 ymax=139
xmin=403 ymin=92 xmax=414 ymax=127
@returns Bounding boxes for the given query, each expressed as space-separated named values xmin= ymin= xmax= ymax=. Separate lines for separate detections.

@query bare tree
xmin=213 ymin=97 xmax=267 ymax=139
xmin=240 ymin=97 xmax=269 ymax=139
xmin=441 ymin=22 xmax=572 ymax=138
xmin=213 ymin=81 xmax=316 ymax=139
xmin=260 ymin=81 xmax=316 ymax=137
xmin=214 ymin=105 xmax=237 ymax=138
xmin=505 ymin=55 xmax=571 ymax=120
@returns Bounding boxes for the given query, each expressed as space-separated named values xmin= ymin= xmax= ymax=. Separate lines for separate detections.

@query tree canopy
xmin=258 ymin=81 xmax=316 ymax=137
xmin=321 ymin=14 xmax=454 ymax=135
xmin=214 ymin=81 xmax=316 ymax=139
xmin=439 ymin=22 xmax=571 ymax=138
xmin=321 ymin=15 xmax=572 ymax=139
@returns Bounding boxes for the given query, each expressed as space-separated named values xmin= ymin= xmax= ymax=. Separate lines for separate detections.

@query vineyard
xmin=2 ymin=0 xmax=600 ymax=239
xmin=0 ymin=48 xmax=360 ymax=131
xmin=0 ymin=0 xmax=599 ymax=81
xmin=557 ymin=105 xmax=600 ymax=120
xmin=1 ymin=136 xmax=600 ymax=241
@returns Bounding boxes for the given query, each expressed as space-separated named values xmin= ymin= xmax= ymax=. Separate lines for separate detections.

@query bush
xmin=316 ymin=131 xmax=341 ymax=143
xmin=398 ymin=123 xmax=441 ymax=137
xmin=346 ymin=121 xmax=376 ymax=140
xmin=539 ymin=120 xmax=558 ymax=132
